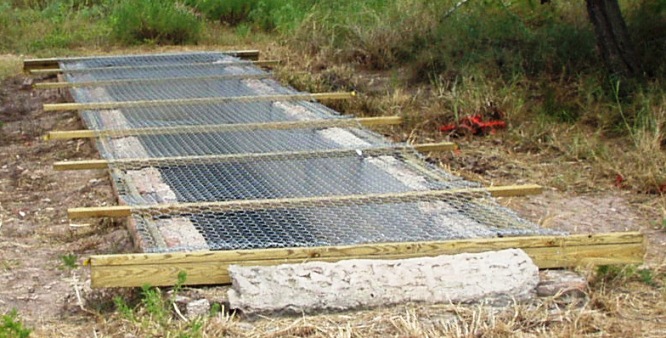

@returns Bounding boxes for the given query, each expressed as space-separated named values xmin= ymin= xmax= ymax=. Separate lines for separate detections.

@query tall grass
xmin=110 ymin=0 xmax=202 ymax=45
xmin=0 ymin=0 xmax=111 ymax=54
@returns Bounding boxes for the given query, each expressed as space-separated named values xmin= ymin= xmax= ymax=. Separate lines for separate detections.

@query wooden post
xmin=33 ymin=73 xmax=272 ymax=89
xmin=45 ymin=116 xmax=402 ymax=140
xmin=23 ymin=50 xmax=260 ymax=71
xmin=67 ymin=185 xmax=543 ymax=219
xmin=87 ymin=232 xmax=645 ymax=287
xmin=29 ymin=60 xmax=281 ymax=75
xmin=52 ymin=142 xmax=457 ymax=171
xmin=43 ymin=92 xmax=356 ymax=111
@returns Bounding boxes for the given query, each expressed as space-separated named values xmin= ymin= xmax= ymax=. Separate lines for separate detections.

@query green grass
xmin=59 ymin=253 xmax=77 ymax=270
xmin=110 ymin=0 xmax=202 ymax=45
xmin=596 ymin=264 xmax=664 ymax=288
xmin=0 ymin=309 xmax=31 ymax=338
xmin=109 ymin=272 xmax=207 ymax=336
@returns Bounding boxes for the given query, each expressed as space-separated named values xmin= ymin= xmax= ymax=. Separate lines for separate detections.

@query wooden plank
xmin=44 ymin=116 xmax=403 ymax=140
xmin=54 ymin=159 xmax=108 ymax=170
xmin=43 ymin=92 xmax=356 ymax=111
xmin=88 ymin=232 xmax=644 ymax=287
xmin=68 ymin=184 xmax=543 ymax=219
xmin=413 ymin=142 xmax=458 ymax=152
xmin=29 ymin=60 xmax=281 ymax=75
xmin=34 ymin=73 xmax=272 ymax=89
xmin=53 ymin=142 xmax=457 ymax=171
xmin=23 ymin=50 xmax=260 ymax=71
xmin=92 ymin=232 xmax=643 ymax=265
xmin=91 ymin=244 xmax=645 ymax=287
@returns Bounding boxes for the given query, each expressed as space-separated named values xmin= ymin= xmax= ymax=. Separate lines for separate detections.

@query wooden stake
xmin=23 ymin=50 xmax=260 ymax=71
xmin=88 ymin=232 xmax=644 ymax=287
xmin=45 ymin=116 xmax=400 ymax=140
xmin=43 ymin=92 xmax=356 ymax=111
xmin=67 ymin=184 xmax=543 ymax=219
xmin=53 ymin=142 xmax=457 ymax=171
xmin=29 ymin=60 xmax=281 ymax=75
xmin=34 ymin=73 xmax=272 ymax=89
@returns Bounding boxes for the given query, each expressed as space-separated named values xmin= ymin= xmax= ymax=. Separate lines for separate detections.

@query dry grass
xmin=61 ymin=271 xmax=659 ymax=338
xmin=0 ymin=54 xmax=21 ymax=80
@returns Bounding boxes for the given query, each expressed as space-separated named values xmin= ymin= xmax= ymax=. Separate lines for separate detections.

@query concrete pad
xmin=227 ymin=249 xmax=539 ymax=314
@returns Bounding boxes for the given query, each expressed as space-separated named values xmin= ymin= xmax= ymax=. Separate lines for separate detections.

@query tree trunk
xmin=586 ymin=0 xmax=639 ymax=77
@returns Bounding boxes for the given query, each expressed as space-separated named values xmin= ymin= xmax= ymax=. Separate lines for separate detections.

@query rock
xmin=21 ymin=78 xmax=33 ymax=90
xmin=536 ymin=270 xmax=587 ymax=298
xmin=228 ymin=249 xmax=539 ymax=315
xmin=186 ymin=299 xmax=210 ymax=318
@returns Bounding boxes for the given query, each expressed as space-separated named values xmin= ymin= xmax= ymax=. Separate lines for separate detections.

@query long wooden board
xmin=30 ymin=60 xmax=280 ymax=75
xmin=89 ymin=232 xmax=645 ymax=287
xmin=34 ymin=73 xmax=272 ymax=89
xmin=44 ymin=116 xmax=403 ymax=140
xmin=23 ymin=50 xmax=260 ymax=71
xmin=68 ymin=185 xmax=544 ymax=219
xmin=43 ymin=92 xmax=356 ymax=111
xmin=53 ymin=142 xmax=457 ymax=171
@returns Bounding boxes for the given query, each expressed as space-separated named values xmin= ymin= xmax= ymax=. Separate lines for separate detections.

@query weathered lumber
xmin=34 ymin=73 xmax=272 ymax=89
xmin=23 ymin=50 xmax=260 ymax=71
xmin=29 ymin=60 xmax=280 ymax=75
xmin=53 ymin=142 xmax=457 ymax=171
xmin=43 ymin=92 xmax=356 ymax=111
xmin=88 ymin=232 xmax=644 ymax=287
xmin=44 ymin=116 xmax=403 ymax=140
xmin=68 ymin=185 xmax=543 ymax=219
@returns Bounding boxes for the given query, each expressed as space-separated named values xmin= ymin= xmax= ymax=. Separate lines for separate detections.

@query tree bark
xmin=586 ymin=0 xmax=639 ymax=77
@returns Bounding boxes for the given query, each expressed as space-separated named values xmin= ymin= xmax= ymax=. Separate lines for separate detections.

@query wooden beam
xmin=412 ymin=142 xmax=458 ymax=152
xmin=44 ymin=116 xmax=400 ymax=140
xmin=34 ymin=73 xmax=272 ymax=89
xmin=43 ymin=92 xmax=356 ymax=111
xmin=23 ymin=50 xmax=260 ymax=71
xmin=53 ymin=142 xmax=457 ymax=171
xmin=29 ymin=60 xmax=281 ymax=75
xmin=88 ymin=232 xmax=644 ymax=287
xmin=67 ymin=184 xmax=543 ymax=219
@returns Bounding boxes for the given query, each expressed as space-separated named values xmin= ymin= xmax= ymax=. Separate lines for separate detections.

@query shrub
xmin=185 ymin=0 xmax=311 ymax=32
xmin=110 ymin=0 xmax=201 ymax=45
xmin=184 ymin=0 xmax=258 ymax=25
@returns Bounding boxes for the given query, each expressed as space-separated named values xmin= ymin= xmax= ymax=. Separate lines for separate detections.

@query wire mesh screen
xmin=60 ymin=51 xmax=562 ymax=253
xmin=79 ymin=101 xmax=343 ymax=131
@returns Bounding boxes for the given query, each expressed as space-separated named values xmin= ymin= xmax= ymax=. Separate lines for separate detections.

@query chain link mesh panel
xmin=60 ymin=52 xmax=563 ymax=253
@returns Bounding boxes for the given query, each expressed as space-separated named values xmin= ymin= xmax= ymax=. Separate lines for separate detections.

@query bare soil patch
xmin=0 ymin=75 xmax=131 ymax=335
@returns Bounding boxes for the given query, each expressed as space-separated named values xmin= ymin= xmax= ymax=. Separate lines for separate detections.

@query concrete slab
xmin=228 ymin=248 xmax=539 ymax=314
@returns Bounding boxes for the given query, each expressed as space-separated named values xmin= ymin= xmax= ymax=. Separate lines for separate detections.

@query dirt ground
xmin=0 ymin=75 xmax=132 ymax=334
xmin=1 ymin=73 xmax=665 ymax=336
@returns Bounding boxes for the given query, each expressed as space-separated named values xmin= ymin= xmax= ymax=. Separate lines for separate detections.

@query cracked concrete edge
xmin=227 ymin=248 xmax=540 ymax=315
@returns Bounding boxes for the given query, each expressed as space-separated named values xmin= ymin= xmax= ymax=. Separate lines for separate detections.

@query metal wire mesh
xmin=79 ymin=101 xmax=342 ymax=131
xmin=61 ymin=51 xmax=563 ymax=253
xmin=63 ymin=62 xmax=267 ymax=82
xmin=59 ymin=51 xmax=244 ymax=70
xmin=129 ymin=191 xmax=545 ymax=252
xmin=96 ymin=126 xmax=391 ymax=159
xmin=70 ymin=78 xmax=298 ymax=102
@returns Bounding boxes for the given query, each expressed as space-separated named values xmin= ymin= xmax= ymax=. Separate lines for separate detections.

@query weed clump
xmin=110 ymin=0 xmax=202 ymax=45
xmin=1 ymin=309 xmax=31 ymax=338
